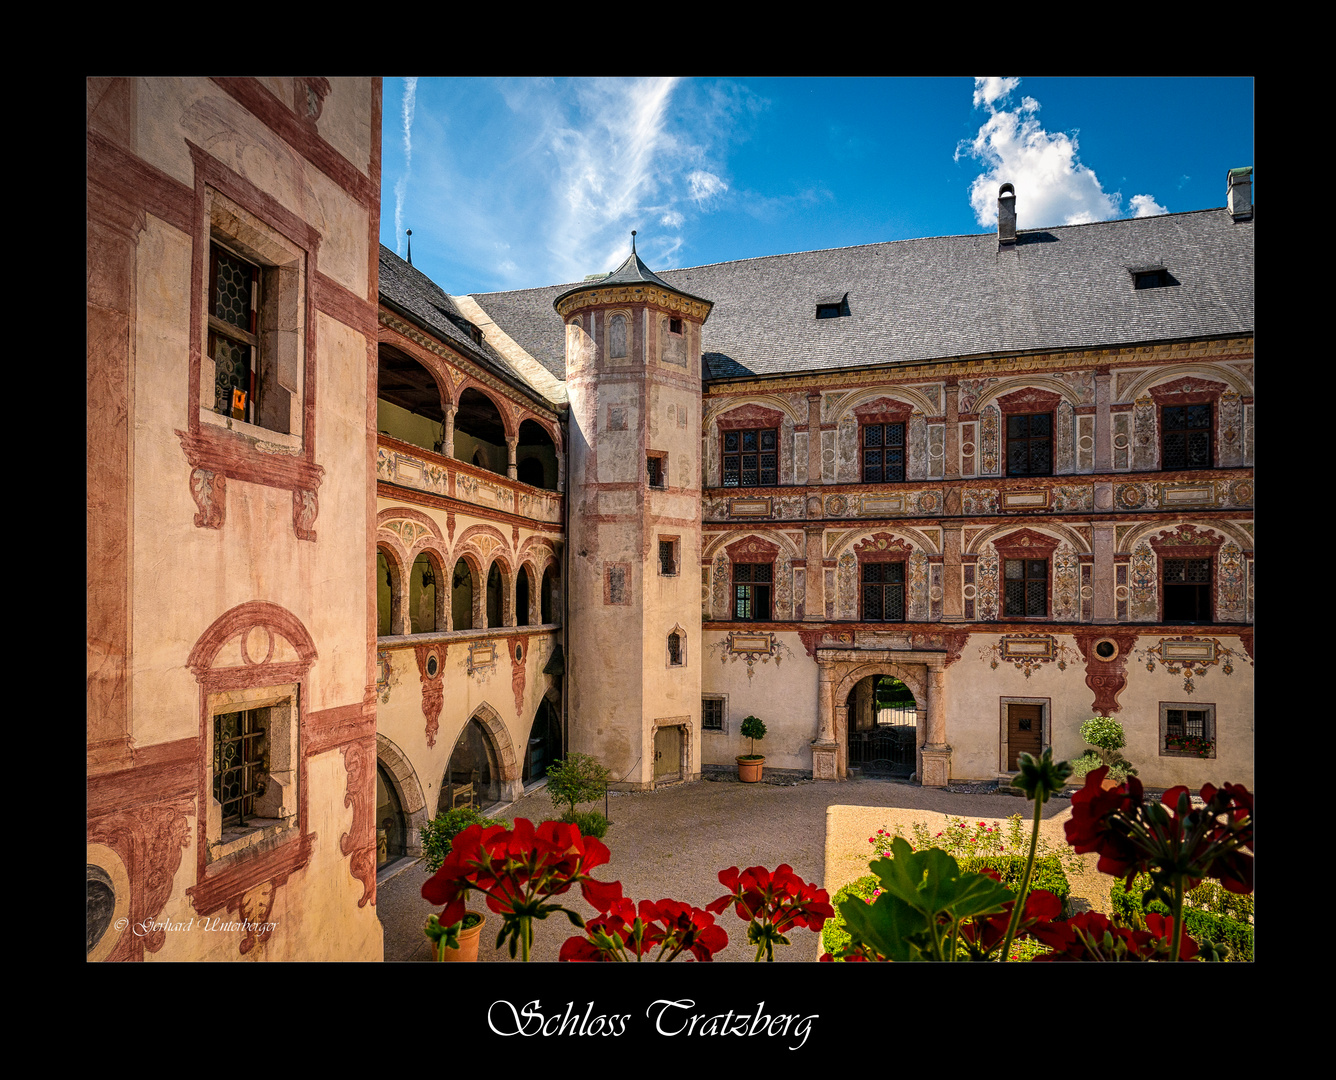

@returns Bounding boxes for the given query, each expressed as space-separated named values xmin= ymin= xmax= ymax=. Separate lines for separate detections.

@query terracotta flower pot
xmin=737 ymin=756 xmax=765 ymax=783
xmin=433 ymin=912 xmax=486 ymax=962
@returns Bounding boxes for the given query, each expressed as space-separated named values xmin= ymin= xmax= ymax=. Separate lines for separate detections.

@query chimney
xmin=1227 ymin=167 xmax=1253 ymax=221
xmin=998 ymin=183 xmax=1017 ymax=247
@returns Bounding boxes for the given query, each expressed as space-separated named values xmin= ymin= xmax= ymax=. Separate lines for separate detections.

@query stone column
xmin=919 ymin=663 xmax=951 ymax=787
xmin=803 ymin=526 xmax=825 ymax=621
xmin=811 ymin=660 xmax=839 ymax=780
xmin=944 ymin=380 xmax=961 ymax=480
xmin=506 ymin=434 xmax=518 ymax=480
xmin=807 ymin=392 xmax=823 ymax=483
xmin=1093 ymin=369 xmax=1112 ymax=473
xmin=1092 ymin=522 xmax=1117 ymax=624
xmin=941 ymin=523 xmax=964 ymax=621
xmin=443 ymin=404 xmax=457 ymax=459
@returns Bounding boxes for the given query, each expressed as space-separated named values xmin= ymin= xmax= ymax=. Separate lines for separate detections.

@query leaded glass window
xmin=861 ymin=561 xmax=906 ymax=621
xmin=732 ymin=562 xmax=772 ymax=621
xmin=214 ymin=709 xmax=267 ymax=828
xmin=1163 ymin=557 xmax=1211 ymax=622
xmin=209 ymin=243 xmax=259 ymax=422
xmin=862 ymin=423 xmax=906 ymax=482
xmin=1004 ymin=559 xmax=1048 ymax=617
xmin=722 ymin=429 xmax=778 ymax=487
xmin=1161 ymin=404 xmax=1212 ymax=470
xmin=1006 ymin=413 xmax=1052 ymax=476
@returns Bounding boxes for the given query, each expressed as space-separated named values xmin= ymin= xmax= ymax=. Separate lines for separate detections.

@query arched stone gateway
xmin=814 ymin=649 xmax=951 ymax=786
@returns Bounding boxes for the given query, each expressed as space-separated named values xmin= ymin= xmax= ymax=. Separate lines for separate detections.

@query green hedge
xmin=1111 ymin=874 xmax=1253 ymax=961
xmin=821 ymin=875 xmax=880 ymax=959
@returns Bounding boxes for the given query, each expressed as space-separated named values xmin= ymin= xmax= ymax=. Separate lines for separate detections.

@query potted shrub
xmin=425 ymin=910 xmax=488 ymax=962
xmin=1078 ymin=716 xmax=1137 ymax=790
xmin=737 ymin=715 xmax=767 ymax=782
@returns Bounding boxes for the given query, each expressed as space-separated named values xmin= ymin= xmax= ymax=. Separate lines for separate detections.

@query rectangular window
xmin=1160 ymin=702 xmax=1216 ymax=758
xmin=1163 ymin=557 xmax=1212 ymax=622
xmin=722 ymin=429 xmax=778 ymax=487
xmin=732 ymin=562 xmax=772 ymax=621
xmin=702 ymin=697 xmax=725 ymax=732
xmin=1006 ymin=413 xmax=1052 ymax=476
xmin=1004 ymin=559 xmax=1048 ymax=617
xmin=214 ymin=709 xmax=267 ymax=827
xmin=658 ymin=539 xmax=679 ymax=576
xmin=861 ymin=561 xmax=906 ymax=621
xmin=862 ymin=423 xmax=906 ymax=483
xmin=647 ymin=454 xmax=666 ymax=489
xmin=1161 ymin=404 xmax=1212 ymax=470
xmin=209 ymin=242 xmax=260 ymax=423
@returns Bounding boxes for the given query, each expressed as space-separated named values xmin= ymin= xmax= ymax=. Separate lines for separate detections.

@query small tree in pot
xmin=737 ymin=715 xmax=767 ymax=783
xmin=1071 ymin=715 xmax=1137 ymax=786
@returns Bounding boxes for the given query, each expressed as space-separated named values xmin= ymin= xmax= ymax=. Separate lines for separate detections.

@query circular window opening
xmin=426 ymin=653 xmax=439 ymax=677
xmin=1094 ymin=639 xmax=1118 ymax=661
xmin=87 ymin=865 xmax=116 ymax=956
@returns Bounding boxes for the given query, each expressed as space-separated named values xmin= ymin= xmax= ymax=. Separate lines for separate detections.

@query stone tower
xmin=556 ymin=240 xmax=712 ymax=789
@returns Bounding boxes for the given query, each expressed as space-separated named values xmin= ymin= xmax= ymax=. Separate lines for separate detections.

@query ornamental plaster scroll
xmin=1055 ymin=401 xmax=1075 ymax=475
xmin=1072 ymin=628 xmax=1141 ymax=715
xmin=1135 ymin=636 xmax=1249 ymax=694
xmin=908 ymin=551 xmax=930 ymax=621
xmin=226 ymin=877 xmax=282 ymax=956
xmin=836 ymin=552 xmax=858 ymax=619
xmin=413 ymin=643 xmax=447 ymax=748
xmin=978 ymin=633 xmax=1078 ymax=678
xmin=976 ymin=554 xmax=999 ymax=621
xmin=87 ymin=798 xmax=194 ymax=961
xmin=339 ymin=736 xmax=377 ymax=909
xmin=704 ymin=631 xmax=796 ymax=684
xmin=1218 ymin=541 xmax=1246 ymax=623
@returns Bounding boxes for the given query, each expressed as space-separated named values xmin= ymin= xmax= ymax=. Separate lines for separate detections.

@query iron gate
xmin=848 ymin=706 xmax=917 ymax=774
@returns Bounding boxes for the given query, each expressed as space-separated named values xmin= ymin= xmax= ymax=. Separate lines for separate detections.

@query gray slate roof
xmin=378 ymin=245 xmax=545 ymax=398
xmin=470 ymin=208 xmax=1254 ymax=383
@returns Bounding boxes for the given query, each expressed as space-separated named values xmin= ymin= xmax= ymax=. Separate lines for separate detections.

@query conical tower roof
xmin=553 ymin=234 xmax=712 ymax=317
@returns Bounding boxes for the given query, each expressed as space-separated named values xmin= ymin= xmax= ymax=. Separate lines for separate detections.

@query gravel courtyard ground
xmin=377 ymin=773 xmax=1110 ymax=962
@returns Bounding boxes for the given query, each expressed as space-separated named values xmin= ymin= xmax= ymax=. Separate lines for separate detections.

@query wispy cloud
xmin=393 ymin=77 xmax=418 ymax=256
xmin=959 ymin=77 xmax=1165 ymax=228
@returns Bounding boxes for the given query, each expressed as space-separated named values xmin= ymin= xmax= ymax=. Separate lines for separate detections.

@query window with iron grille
xmin=209 ymin=243 xmax=260 ymax=423
xmin=732 ymin=562 xmax=772 ymax=621
xmin=1160 ymin=702 xmax=1216 ymax=758
xmin=722 ymin=429 xmax=778 ymax=487
xmin=1163 ymin=557 xmax=1212 ymax=622
xmin=1004 ymin=559 xmax=1048 ymax=617
xmin=861 ymin=561 xmax=906 ymax=621
xmin=658 ymin=539 xmax=679 ymax=576
xmin=214 ymin=709 xmax=268 ymax=828
xmin=1161 ymin=404 xmax=1212 ymax=470
xmin=1005 ymin=413 xmax=1052 ymax=476
xmin=861 ymin=423 xmax=905 ymax=483
xmin=702 ymin=697 xmax=725 ymax=732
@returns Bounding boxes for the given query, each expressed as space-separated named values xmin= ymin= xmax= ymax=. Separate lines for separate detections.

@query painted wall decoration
xmin=1076 ymin=413 xmax=1095 ymax=472
xmin=961 ymin=488 xmax=999 ymax=515
xmin=468 ymin=640 xmax=498 ymax=678
xmin=958 ymin=377 xmax=996 ymax=414
xmin=976 ymin=554 xmax=999 ymax=621
xmin=705 ymin=630 xmax=796 ymax=683
xmin=1129 ymin=542 xmax=1157 ymax=621
xmin=712 ymin=551 xmax=730 ymax=619
xmin=908 ymin=413 xmax=928 ymax=481
xmin=1052 ymin=486 xmax=1093 ymax=512
xmin=413 ymin=643 xmax=446 ymax=747
xmin=927 ymin=423 xmax=945 ymax=480
xmin=376 ymin=649 xmax=400 ymax=704
xmin=1052 ymin=545 xmax=1080 ymax=621
xmin=1136 ymin=635 xmax=1248 ymax=694
xmin=836 ymin=551 xmax=858 ymax=619
xmin=1112 ymin=410 xmax=1131 ymax=470
xmin=908 ymin=550 xmax=930 ymax=621
xmin=1132 ymin=396 xmax=1157 ymax=470
xmin=1056 ymin=401 xmax=1075 ymax=474
xmin=979 ymin=404 xmax=1000 ymax=475
xmin=979 ymin=633 xmax=1078 ymax=678
xmin=1218 ymin=541 xmax=1247 ymax=622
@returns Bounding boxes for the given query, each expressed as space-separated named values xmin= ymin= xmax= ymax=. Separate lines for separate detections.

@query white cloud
xmin=1130 ymin=194 xmax=1169 ymax=217
xmin=393 ymin=78 xmax=418 ymax=257
xmin=961 ymin=77 xmax=1163 ymax=230
xmin=688 ymin=170 xmax=728 ymax=204
xmin=660 ymin=210 xmax=684 ymax=228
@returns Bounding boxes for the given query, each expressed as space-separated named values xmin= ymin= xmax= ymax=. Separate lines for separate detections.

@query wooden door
xmin=653 ymin=725 xmax=682 ymax=784
xmin=1007 ymin=704 xmax=1043 ymax=770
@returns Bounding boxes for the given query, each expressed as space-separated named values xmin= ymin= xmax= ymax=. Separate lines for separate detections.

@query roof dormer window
xmin=1130 ymin=265 xmax=1173 ymax=290
xmin=815 ymin=293 xmax=849 ymax=319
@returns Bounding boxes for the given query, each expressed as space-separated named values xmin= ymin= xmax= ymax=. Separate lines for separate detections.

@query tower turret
xmin=556 ymin=237 xmax=712 ymax=788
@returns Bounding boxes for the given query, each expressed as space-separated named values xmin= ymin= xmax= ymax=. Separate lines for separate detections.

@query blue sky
xmin=379 ymin=77 xmax=1253 ymax=297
